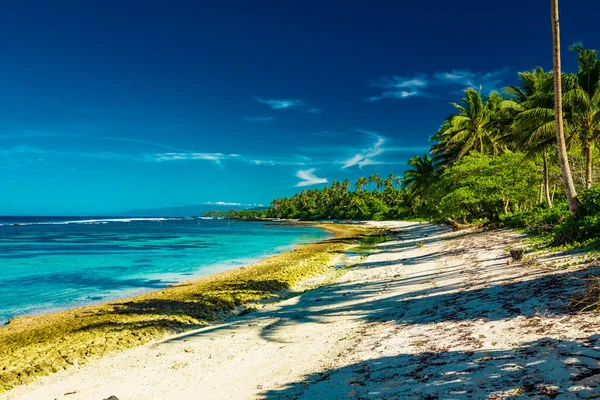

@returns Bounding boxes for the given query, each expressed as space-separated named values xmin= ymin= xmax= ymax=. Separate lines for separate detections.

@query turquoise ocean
xmin=0 ymin=217 xmax=330 ymax=325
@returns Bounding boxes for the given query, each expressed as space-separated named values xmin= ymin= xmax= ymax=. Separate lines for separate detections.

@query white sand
xmin=4 ymin=221 xmax=600 ymax=399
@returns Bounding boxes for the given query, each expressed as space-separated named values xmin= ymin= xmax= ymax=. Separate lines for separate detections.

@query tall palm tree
xmin=355 ymin=177 xmax=368 ymax=192
xmin=368 ymin=174 xmax=382 ymax=192
xmin=551 ymin=0 xmax=578 ymax=215
xmin=403 ymin=153 xmax=437 ymax=201
xmin=383 ymin=173 xmax=395 ymax=191
xmin=508 ymin=67 xmax=557 ymax=207
xmin=394 ymin=176 xmax=402 ymax=188
xmin=566 ymin=42 xmax=600 ymax=188
xmin=431 ymin=88 xmax=518 ymax=164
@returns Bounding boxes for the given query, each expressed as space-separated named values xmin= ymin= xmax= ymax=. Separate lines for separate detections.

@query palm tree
xmin=383 ymin=173 xmax=395 ymax=191
xmin=508 ymin=67 xmax=557 ymax=207
xmin=368 ymin=174 xmax=382 ymax=192
xmin=354 ymin=177 xmax=368 ymax=192
xmin=403 ymin=153 xmax=437 ymax=201
xmin=566 ymin=42 xmax=600 ymax=188
xmin=394 ymin=176 xmax=402 ymax=188
xmin=551 ymin=0 xmax=578 ymax=215
xmin=431 ymin=88 xmax=518 ymax=164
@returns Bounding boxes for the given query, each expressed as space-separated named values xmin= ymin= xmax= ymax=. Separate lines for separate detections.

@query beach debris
xmin=509 ymin=248 xmax=525 ymax=262
xmin=103 ymin=396 xmax=119 ymax=400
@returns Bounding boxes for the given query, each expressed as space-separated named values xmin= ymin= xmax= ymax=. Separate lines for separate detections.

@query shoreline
xmin=0 ymin=221 xmax=332 ymax=327
xmin=0 ymin=222 xmax=385 ymax=393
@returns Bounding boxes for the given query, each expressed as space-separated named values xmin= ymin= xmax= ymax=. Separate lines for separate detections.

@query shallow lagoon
xmin=0 ymin=217 xmax=329 ymax=324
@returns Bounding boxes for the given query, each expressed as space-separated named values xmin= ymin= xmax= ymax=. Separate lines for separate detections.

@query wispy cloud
xmin=341 ymin=130 xmax=386 ymax=168
xmin=255 ymin=97 xmax=322 ymax=114
xmin=152 ymin=152 xmax=239 ymax=163
xmin=243 ymin=116 xmax=275 ymax=122
xmin=248 ymin=156 xmax=311 ymax=166
xmin=367 ymin=75 xmax=428 ymax=102
xmin=295 ymin=168 xmax=328 ymax=187
xmin=367 ymin=68 xmax=509 ymax=101
xmin=255 ymin=98 xmax=305 ymax=110
xmin=0 ymin=131 xmax=192 ymax=153
xmin=433 ymin=68 xmax=508 ymax=92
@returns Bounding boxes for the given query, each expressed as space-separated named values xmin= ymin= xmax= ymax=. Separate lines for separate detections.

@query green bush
xmin=550 ymin=185 xmax=600 ymax=245
xmin=579 ymin=185 xmax=600 ymax=217
xmin=552 ymin=214 xmax=600 ymax=245
xmin=501 ymin=203 xmax=568 ymax=234
xmin=432 ymin=153 xmax=540 ymax=223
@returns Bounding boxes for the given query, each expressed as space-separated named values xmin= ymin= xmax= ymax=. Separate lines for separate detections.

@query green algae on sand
xmin=0 ymin=223 xmax=384 ymax=393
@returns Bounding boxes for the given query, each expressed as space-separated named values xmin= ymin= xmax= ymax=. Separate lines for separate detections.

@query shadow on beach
xmin=148 ymin=222 xmax=600 ymax=398
xmin=259 ymin=335 xmax=600 ymax=399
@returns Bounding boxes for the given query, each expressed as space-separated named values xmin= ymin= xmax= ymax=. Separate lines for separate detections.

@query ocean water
xmin=0 ymin=217 xmax=330 ymax=325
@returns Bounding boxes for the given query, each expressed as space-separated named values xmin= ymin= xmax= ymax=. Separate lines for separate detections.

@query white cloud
xmin=295 ymin=168 xmax=328 ymax=187
xmin=370 ymin=75 xmax=428 ymax=89
xmin=255 ymin=98 xmax=305 ymax=109
xmin=368 ymin=68 xmax=509 ymax=101
xmin=341 ymin=131 xmax=386 ymax=169
xmin=152 ymin=152 xmax=229 ymax=163
xmin=367 ymin=75 xmax=428 ymax=101
xmin=255 ymin=97 xmax=322 ymax=114
xmin=433 ymin=69 xmax=506 ymax=92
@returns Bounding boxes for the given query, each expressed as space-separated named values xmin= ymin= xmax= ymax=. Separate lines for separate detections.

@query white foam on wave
xmin=1 ymin=217 xmax=186 ymax=226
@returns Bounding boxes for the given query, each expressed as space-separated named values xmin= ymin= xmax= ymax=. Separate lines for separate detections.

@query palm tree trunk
xmin=539 ymin=182 xmax=544 ymax=204
xmin=543 ymin=151 xmax=553 ymax=208
xmin=551 ymin=0 xmax=578 ymax=215
xmin=584 ymin=138 xmax=593 ymax=188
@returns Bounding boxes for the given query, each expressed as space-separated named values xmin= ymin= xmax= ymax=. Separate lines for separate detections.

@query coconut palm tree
xmin=368 ymin=174 xmax=382 ymax=192
xmin=431 ymin=88 xmax=519 ymax=164
xmin=551 ymin=0 xmax=578 ymax=215
xmin=566 ymin=42 xmax=600 ymax=188
xmin=383 ymin=173 xmax=395 ymax=191
xmin=354 ymin=177 xmax=368 ymax=192
xmin=508 ymin=67 xmax=557 ymax=207
xmin=403 ymin=153 xmax=437 ymax=201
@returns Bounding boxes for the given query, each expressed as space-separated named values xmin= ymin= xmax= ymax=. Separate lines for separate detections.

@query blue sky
xmin=2 ymin=0 xmax=600 ymax=215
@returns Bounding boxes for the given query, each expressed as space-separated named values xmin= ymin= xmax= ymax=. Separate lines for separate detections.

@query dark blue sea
xmin=0 ymin=217 xmax=329 ymax=324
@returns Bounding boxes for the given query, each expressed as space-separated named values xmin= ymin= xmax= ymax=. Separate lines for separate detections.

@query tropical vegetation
xmin=206 ymin=38 xmax=600 ymax=246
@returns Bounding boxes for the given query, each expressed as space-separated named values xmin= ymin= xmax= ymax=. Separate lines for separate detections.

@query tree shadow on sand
xmin=260 ymin=335 xmax=600 ymax=399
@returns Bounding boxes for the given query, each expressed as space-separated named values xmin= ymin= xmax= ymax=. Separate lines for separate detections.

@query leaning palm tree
xmin=551 ymin=0 xmax=578 ymax=215
xmin=565 ymin=42 xmax=600 ymax=188
xmin=403 ymin=153 xmax=437 ymax=201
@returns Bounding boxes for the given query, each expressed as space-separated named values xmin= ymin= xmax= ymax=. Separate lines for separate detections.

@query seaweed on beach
xmin=0 ymin=223 xmax=382 ymax=393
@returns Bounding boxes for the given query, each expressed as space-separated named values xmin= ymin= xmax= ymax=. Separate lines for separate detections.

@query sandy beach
xmin=3 ymin=221 xmax=600 ymax=399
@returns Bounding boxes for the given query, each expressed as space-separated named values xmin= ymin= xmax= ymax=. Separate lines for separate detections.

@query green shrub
xmin=553 ymin=214 xmax=600 ymax=245
xmin=579 ymin=185 xmax=600 ymax=217
xmin=501 ymin=203 xmax=568 ymax=234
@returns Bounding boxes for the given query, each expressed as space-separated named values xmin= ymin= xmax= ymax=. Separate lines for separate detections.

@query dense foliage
xmin=268 ymin=176 xmax=412 ymax=221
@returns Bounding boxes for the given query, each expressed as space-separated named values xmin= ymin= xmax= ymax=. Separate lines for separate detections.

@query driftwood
xmin=446 ymin=218 xmax=469 ymax=231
